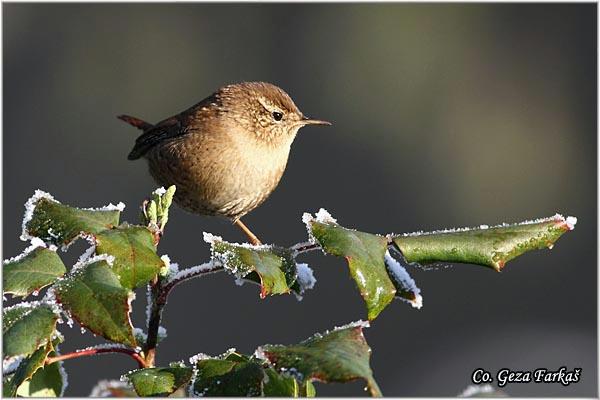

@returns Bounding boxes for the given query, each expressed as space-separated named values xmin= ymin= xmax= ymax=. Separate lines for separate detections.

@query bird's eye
xmin=272 ymin=111 xmax=283 ymax=121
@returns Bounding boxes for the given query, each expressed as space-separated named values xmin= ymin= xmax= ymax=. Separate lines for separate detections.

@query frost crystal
xmin=3 ymin=237 xmax=50 ymax=265
xmin=202 ymin=232 xmax=223 ymax=244
xmin=189 ymin=352 xmax=213 ymax=365
xmin=82 ymin=202 xmax=125 ymax=212
xmin=158 ymin=326 xmax=167 ymax=340
xmin=133 ymin=327 xmax=148 ymax=342
xmin=294 ymin=263 xmax=317 ymax=300
xmin=400 ymin=213 xmax=578 ymax=237
xmin=253 ymin=347 xmax=267 ymax=361
xmin=145 ymin=284 xmax=153 ymax=327
xmin=57 ymin=356 xmax=69 ymax=396
xmin=167 ymin=261 xmax=220 ymax=284
xmin=76 ymin=343 xmax=129 ymax=353
xmin=3 ymin=355 xmax=24 ymax=375
xmin=20 ymin=189 xmax=57 ymax=242
xmin=153 ymin=187 xmax=167 ymax=196
xmin=71 ymin=253 xmax=115 ymax=274
xmin=384 ymin=251 xmax=423 ymax=309
xmin=332 ymin=319 xmax=370 ymax=332
xmin=160 ymin=254 xmax=179 ymax=279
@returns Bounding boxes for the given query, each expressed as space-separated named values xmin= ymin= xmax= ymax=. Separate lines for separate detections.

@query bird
xmin=118 ymin=81 xmax=331 ymax=245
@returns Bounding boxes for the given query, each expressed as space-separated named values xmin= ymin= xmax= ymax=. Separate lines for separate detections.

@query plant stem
xmin=144 ymin=276 xmax=162 ymax=368
xmin=158 ymin=262 xmax=223 ymax=304
xmin=45 ymin=347 xmax=147 ymax=369
xmin=141 ymin=240 xmax=326 ymax=367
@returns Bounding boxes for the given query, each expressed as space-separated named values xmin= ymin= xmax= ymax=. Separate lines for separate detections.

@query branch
xmin=45 ymin=346 xmax=147 ymax=369
xmin=158 ymin=261 xmax=224 ymax=304
xmin=290 ymin=241 xmax=321 ymax=255
xmin=144 ymin=261 xmax=224 ymax=366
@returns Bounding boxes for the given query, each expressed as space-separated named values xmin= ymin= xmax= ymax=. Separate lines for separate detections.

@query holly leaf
xmin=392 ymin=214 xmax=577 ymax=271
xmin=126 ymin=367 xmax=193 ymax=397
xmin=15 ymin=348 xmax=66 ymax=397
xmin=54 ymin=258 xmax=136 ymax=347
xmin=208 ymin=237 xmax=295 ymax=298
xmin=22 ymin=191 xmax=122 ymax=247
xmin=3 ymin=246 xmax=66 ymax=298
xmin=3 ymin=338 xmax=60 ymax=397
xmin=263 ymin=368 xmax=300 ymax=397
xmin=3 ymin=303 xmax=58 ymax=357
xmin=304 ymin=211 xmax=396 ymax=320
xmin=191 ymin=357 xmax=265 ymax=397
xmin=258 ymin=321 xmax=382 ymax=397
xmin=95 ymin=225 xmax=163 ymax=289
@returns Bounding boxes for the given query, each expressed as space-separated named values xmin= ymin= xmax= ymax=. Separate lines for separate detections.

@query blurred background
xmin=3 ymin=3 xmax=597 ymax=397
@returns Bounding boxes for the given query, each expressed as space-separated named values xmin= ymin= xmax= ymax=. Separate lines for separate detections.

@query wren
xmin=119 ymin=81 xmax=331 ymax=245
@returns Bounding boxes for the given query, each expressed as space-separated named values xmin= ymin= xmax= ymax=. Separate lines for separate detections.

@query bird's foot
xmin=234 ymin=219 xmax=263 ymax=246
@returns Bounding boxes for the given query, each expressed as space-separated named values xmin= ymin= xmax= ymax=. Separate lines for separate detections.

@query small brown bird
xmin=119 ymin=82 xmax=330 ymax=245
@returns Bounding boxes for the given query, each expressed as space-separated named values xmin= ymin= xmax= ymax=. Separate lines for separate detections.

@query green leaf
xmin=392 ymin=214 xmax=577 ymax=271
xmin=258 ymin=321 xmax=382 ymax=397
xmin=305 ymin=212 xmax=396 ymax=320
xmin=126 ymin=367 xmax=193 ymax=397
xmin=95 ymin=225 xmax=163 ymax=289
xmin=2 ymin=246 xmax=67 ymax=297
xmin=3 ymin=246 xmax=66 ymax=298
xmin=22 ymin=191 xmax=121 ymax=247
xmin=54 ymin=259 xmax=136 ymax=347
xmin=16 ymin=349 xmax=66 ymax=397
xmin=3 ymin=338 xmax=59 ymax=397
xmin=209 ymin=237 xmax=295 ymax=298
xmin=191 ymin=357 xmax=265 ymax=397
xmin=263 ymin=368 xmax=299 ymax=397
xmin=3 ymin=303 xmax=58 ymax=357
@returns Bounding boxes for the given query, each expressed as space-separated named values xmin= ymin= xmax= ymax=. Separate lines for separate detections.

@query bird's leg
xmin=234 ymin=219 xmax=263 ymax=246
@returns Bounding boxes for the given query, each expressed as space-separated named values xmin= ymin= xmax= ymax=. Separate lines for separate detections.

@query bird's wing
xmin=127 ymin=115 xmax=189 ymax=160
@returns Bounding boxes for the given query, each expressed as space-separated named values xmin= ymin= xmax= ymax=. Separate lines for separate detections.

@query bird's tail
xmin=117 ymin=114 xmax=153 ymax=131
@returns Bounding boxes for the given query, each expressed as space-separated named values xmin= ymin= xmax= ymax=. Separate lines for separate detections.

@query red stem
xmin=45 ymin=347 xmax=147 ymax=369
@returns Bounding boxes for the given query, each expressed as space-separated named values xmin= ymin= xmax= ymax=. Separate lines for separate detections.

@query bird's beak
xmin=300 ymin=116 xmax=332 ymax=126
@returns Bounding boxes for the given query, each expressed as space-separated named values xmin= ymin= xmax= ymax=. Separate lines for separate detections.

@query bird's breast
xmin=146 ymin=129 xmax=291 ymax=218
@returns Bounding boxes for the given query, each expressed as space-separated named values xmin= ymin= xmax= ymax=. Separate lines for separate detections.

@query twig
xmin=144 ymin=277 xmax=161 ymax=367
xmin=158 ymin=261 xmax=224 ymax=304
xmin=45 ymin=346 xmax=147 ymax=369
xmin=290 ymin=241 xmax=321 ymax=255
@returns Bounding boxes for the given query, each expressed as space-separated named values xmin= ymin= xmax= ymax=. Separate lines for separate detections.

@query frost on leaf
xmin=384 ymin=251 xmax=422 ymax=309
xmin=54 ymin=259 xmax=137 ymax=347
xmin=290 ymin=263 xmax=316 ymax=300
xmin=258 ymin=321 xmax=382 ymax=397
xmin=3 ymin=337 xmax=62 ymax=397
xmin=392 ymin=214 xmax=577 ymax=271
xmin=3 ymin=302 xmax=59 ymax=358
xmin=21 ymin=190 xmax=121 ymax=249
xmin=190 ymin=352 xmax=265 ymax=397
xmin=125 ymin=367 xmax=193 ymax=397
xmin=15 ymin=344 xmax=68 ymax=397
xmin=3 ymin=243 xmax=66 ymax=298
xmin=304 ymin=210 xmax=396 ymax=320
xmin=206 ymin=234 xmax=296 ymax=298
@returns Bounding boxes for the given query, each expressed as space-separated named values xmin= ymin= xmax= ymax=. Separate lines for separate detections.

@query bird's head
xmin=215 ymin=82 xmax=331 ymax=146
